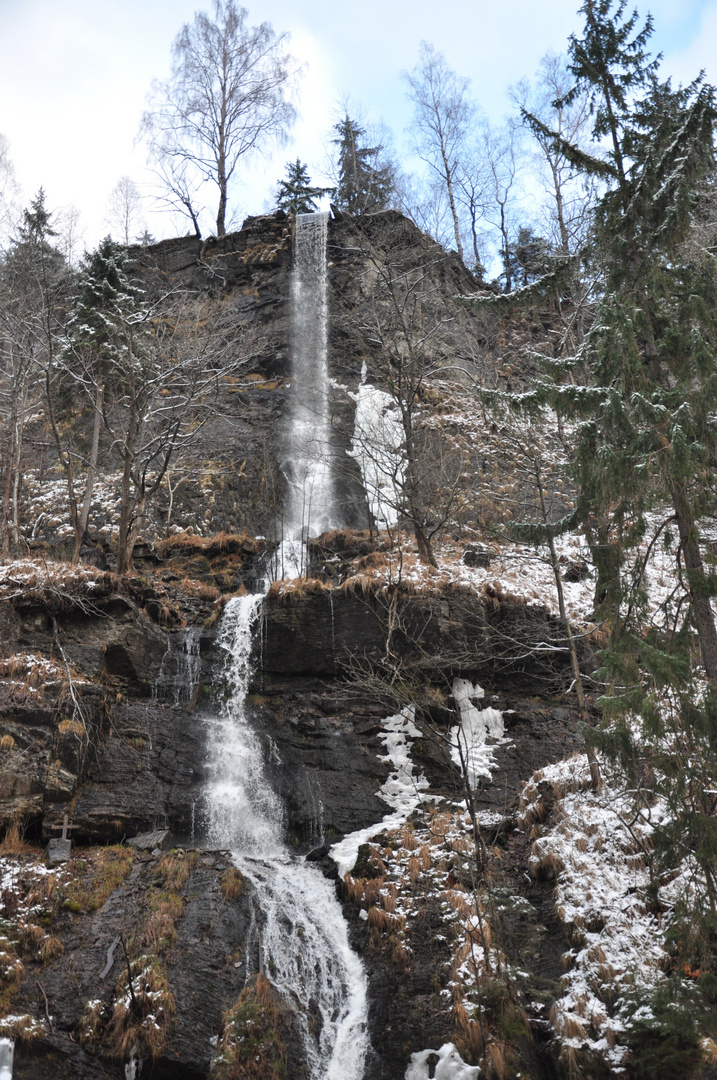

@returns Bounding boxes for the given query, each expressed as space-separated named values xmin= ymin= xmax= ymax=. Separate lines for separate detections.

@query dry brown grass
xmin=530 ymin=844 xmax=565 ymax=880
xmin=155 ymin=849 xmax=199 ymax=892
xmin=219 ymin=866 xmax=244 ymax=901
xmin=178 ymin=577 xmax=222 ymax=601
xmin=144 ymin=891 xmax=184 ymax=953
xmin=155 ymin=530 xmax=258 ymax=559
xmin=107 ymin=957 xmax=175 ymax=1060
xmin=367 ymin=906 xmax=391 ymax=932
xmin=210 ymin=972 xmax=288 ymax=1080
xmin=266 ymin=576 xmax=328 ymax=600
xmin=57 ymin=718 xmax=86 ymax=737
xmin=40 ymin=935 xmax=64 ymax=963
xmin=0 ymin=1013 xmax=44 ymax=1042
xmin=381 ymin=882 xmax=398 ymax=912
xmin=62 ymin=847 xmax=135 ymax=913
xmin=453 ymin=999 xmax=485 ymax=1063
xmin=484 ymin=1040 xmax=508 ymax=1080
xmin=397 ymin=824 xmax=418 ymax=851
xmin=0 ymin=822 xmax=35 ymax=856
xmin=407 ymin=856 xmax=423 ymax=883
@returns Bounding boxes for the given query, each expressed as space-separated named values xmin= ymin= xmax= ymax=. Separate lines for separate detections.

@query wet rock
xmin=127 ymin=829 xmax=173 ymax=851
xmin=461 ymin=544 xmax=491 ymax=568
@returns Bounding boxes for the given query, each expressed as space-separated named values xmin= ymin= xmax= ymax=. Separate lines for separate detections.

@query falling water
xmin=283 ymin=211 xmax=337 ymax=541
xmin=0 ymin=1039 xmax=12 ymax=1080
xmin=154 ymin=627 xmax=202 ymax=705
xmin=205 ymin=593 xmax=368 ymax=1079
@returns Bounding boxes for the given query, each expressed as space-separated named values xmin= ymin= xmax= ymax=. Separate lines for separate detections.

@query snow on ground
xmin=520 ymin=755 xmax=696 ymax=1073
xmin=405 ymin=1042 xmax=480 ymax=1079
xmin=0 ymin=559 xmax=109 ymax=598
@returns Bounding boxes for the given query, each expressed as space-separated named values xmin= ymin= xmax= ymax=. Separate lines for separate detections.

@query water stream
xmin=283 ymin=210 xmax=337 ymax=539
xmin=204 ymin=593 xmax=368 ymax=1079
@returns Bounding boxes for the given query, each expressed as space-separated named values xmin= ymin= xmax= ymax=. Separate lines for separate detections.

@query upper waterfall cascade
xmin=204 ymin=593 xmax=369 ymax=1079
xmin=284 ymin=210 xmax=338 ymax=539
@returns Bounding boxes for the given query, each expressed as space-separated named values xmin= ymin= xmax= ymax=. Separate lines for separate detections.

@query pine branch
xmin=520 ymin=109 xmax=619 ymax=179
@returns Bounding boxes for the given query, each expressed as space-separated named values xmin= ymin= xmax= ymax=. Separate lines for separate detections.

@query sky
xmin=1 ymin=0 xmax=716 ymax=252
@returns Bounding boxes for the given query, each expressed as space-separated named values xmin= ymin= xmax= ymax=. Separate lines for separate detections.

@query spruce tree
xmin=465 ymin=0 xmax=717 ymax=952
xmin=274 ymin=159 xmax=330 ymax=215
xmin=331 ymin=115 xmax=393 ymax=215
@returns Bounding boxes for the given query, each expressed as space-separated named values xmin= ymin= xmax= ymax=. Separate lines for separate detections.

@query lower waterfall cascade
xmin=204 ymin=592 xmax=369 ymax=1079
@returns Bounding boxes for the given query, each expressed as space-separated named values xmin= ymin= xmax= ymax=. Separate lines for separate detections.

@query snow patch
xmin=405 ymin=1042 xmax=480 ymax=1079
xmin=348 ymin=367 xmax=405 ymax=529
xmin=330 ymin=707 xmax=429 ymax=877
xmin=451 ymin=678 xmax=507 ymax=786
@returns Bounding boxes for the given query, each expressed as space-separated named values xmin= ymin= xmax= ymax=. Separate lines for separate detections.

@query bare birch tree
xmin=403 ymin=43 xmax=474 ymax=263
xmin=141 ymin=0 xmax=300 ymax=237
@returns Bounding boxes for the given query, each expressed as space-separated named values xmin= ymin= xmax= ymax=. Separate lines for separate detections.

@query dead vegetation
xmin=154 ymin=530 xmax=260 ymax=560
xmin=61 ymin=846 xmax=135 ymax=914
xmin=80 ymin=952 xmax=175 ymax=1061
xmin=219 ymin=866 xmax=244 ymax=901
xmin=210 ymin=972 xmax=288 ymax=1080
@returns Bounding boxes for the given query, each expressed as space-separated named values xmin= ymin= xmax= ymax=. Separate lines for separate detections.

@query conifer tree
xmin=274 ymin=159 xmax=331 ymax=215
xmin=466 ymin=0 xmax=717 ymax=945
xmin=0 ymin=190 xmax=66 ymax=556
xmin=331 ymin=115 xmax=394 ymax=215
xmin=61 ymin=238 xmax=150 ymax=562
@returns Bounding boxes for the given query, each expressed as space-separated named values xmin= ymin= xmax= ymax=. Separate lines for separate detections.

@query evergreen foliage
xmin=274 ymin=159 xmax=331 ymax=215
xmin=331 ymin=115 xmax=393 ymax=215
xmin=505 ymin=227 xmax=554 ymax=287
xmin=64 ymin=237 xmax=149 ymax=367
xmin=467 ymin=0 xmax=717 ymax=968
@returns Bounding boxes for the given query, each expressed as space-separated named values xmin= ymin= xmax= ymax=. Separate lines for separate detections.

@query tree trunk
xmin=10 ymin=411 xmax=22 ymax=551
xmin=441 ymin=151 xmax=464 ymax=263
xmin=72 ymin=383 xmax=104 ymax=565
xmin=670 ymin=479 xmax=717 ymax=686
xmin=216 ymin=150 xmax=227 ymax=236
xmin=413 ymin=520 xmax=437 ymax=568
xmin=538 ymin=471 xmax=600 ymax=790
xmin=116 ymin=457 xmax=133 ymax=576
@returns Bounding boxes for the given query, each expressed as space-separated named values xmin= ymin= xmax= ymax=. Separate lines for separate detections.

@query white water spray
xmin=0 ymin=1040 xmax=12 ymax=1080
xmin=284 ymin=210 xmax=337 ymax=540
xmin=205 ymin=593 xmax=368 ymax=1079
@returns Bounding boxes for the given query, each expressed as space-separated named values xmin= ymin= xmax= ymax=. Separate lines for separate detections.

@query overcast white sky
xmin=1 ymin=0 xmax=716 ymax=250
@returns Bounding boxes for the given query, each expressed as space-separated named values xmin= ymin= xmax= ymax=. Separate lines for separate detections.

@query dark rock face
xmin=1 ymin=207 xmax=589 ymax=1077
xmin=12 ymin=851 xmax=254 ymax=1080
xmin=2 ymin=571 xmax=587 ymax=1079
xmin=260 ymin=585 xmax=587 ymax=691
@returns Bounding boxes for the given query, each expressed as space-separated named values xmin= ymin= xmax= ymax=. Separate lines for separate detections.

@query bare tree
xmin=479 ymin=120 xmax=521 ymax=290
xmin=403 ymin=43 xmax=474 ymax=263
xmin=141 ymin=0 xmax=300 ymax=237
xmin=513 ymin=53 xmax=596 ymax=255
xmin=341 ymin=216 xmax=473 ymax=565
xmin=0 ymin=134 xmax=18 ymax=253
xmin=106 ymin=176 xmax=145 ymax=247
xmin=55 ymin=204 xmax=85 ymax=267
xmin=55 ymin=238 xmax=251 ymax=572
xmin=0 ymin=191 xmax=67 ymax=558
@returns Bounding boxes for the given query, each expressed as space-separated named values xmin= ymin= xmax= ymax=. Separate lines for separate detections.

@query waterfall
xmin=0 ymin=1039 xmax=12 ymax=1080
xmin=284 ymin=210 xmax=337 ymax=541
xmin=205 ymin=594 xmax=368 ymax=1079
